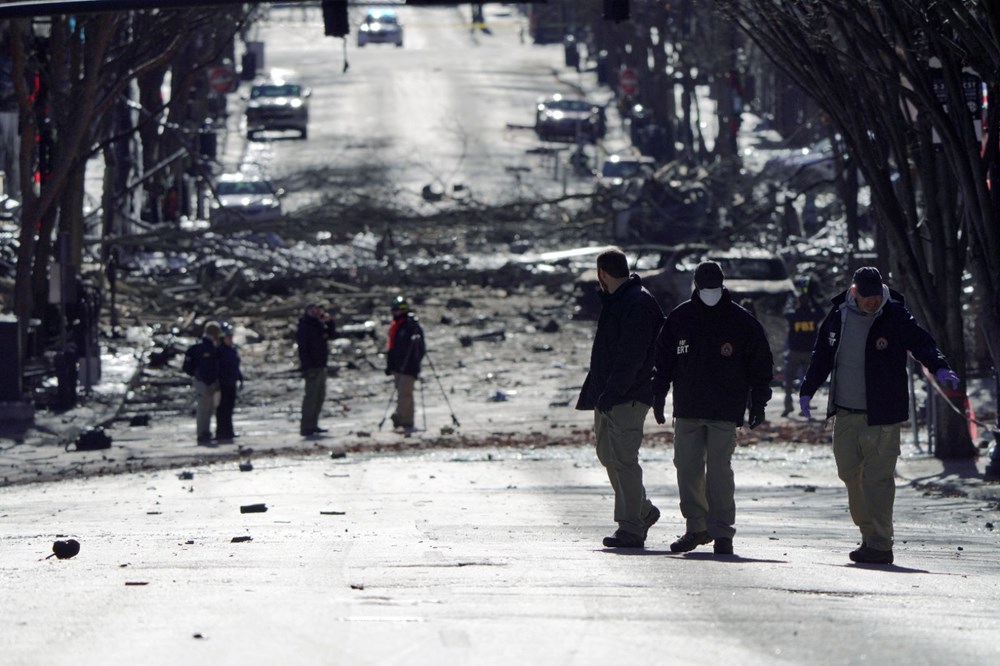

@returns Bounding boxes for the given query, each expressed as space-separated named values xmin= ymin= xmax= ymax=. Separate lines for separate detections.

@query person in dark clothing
xmin=215 ymin=323 xmax=244 ymax=442
xmin=191 ymin=321 xmax=222 ymax=443
xmin=385 ymin=295 xmax=425 ymax=432
xmin=576 ymin=247 xmax=665 ymax=549
xmin=651 ymin=261 xmax=773 ymax=556
xmin=799 ymin=266 xmax=959 ymax=565
xmin=296 ymin=304 xmax=337 ymax=437
xmin=782 ymin=280 xmax=826 ymax=416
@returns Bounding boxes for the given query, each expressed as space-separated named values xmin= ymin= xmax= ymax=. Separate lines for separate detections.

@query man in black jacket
xmin=576 ymin=248 xmax=664 ymax=549
xmin=651 ymin=261 xmax=773 ymax=556
xmin=782 ymin=278 xmax=825 ymax=417
xmin=191 ymin=320 xmax=222 ymax=444
xmin=215 ymin=322 xmax=244 ymax=442
xmin=799 ymin=267 xmax=959 ymax=565
xmin=385 ymin=296 xmax=425 ymax=433
xmin=296 ymin=304 xmax=337 ymax=437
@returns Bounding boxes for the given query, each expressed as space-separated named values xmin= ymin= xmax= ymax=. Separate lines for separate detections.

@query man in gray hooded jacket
xmin=800 ymin=267 xmax=959 ymax=565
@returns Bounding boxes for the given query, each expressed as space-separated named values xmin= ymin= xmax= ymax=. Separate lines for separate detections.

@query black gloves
xmin=748 ymin=410 xmax=765 ymax=429
xmin=653 ymin=394 xmax=666 ymax=425
xmin=596 ymin=393 xmax=617 ymax=414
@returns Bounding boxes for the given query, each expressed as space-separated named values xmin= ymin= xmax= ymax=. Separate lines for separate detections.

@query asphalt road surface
xmin=2 ymin=444 xmax=997 ymax=665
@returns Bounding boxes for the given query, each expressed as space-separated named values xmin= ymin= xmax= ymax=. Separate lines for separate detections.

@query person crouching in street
xmin=576 ymin=248 xmax=665 ymax=549
xmin=192 ymin=321 xmax=222 ymax=444
xmin=651 ymin=261 xmax=774 ymax=556
xmin=799 ymin=267 xmax=959 ymax=565
xmin=297 ymin=303 xmax=337 ymax=437
xmin=215 ymin=322 xmax=243 ymax=442
xmin=385 ymin=295 xmax=425 ymax=433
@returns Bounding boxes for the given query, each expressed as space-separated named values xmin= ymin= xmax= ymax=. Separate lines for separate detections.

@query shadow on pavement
xmin=600 ymin=549 xmax=788 ymax=564
xmin=677 ymin=552 xmax=788 ymax=564
xmin=845 ymin=562 xmax=929 ymax=574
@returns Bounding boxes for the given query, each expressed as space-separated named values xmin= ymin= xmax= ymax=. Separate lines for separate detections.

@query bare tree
xmin=718 ymin=0 xmax=999 ymax=458
xmin=7 ymin=8 xmax=245 ymax=357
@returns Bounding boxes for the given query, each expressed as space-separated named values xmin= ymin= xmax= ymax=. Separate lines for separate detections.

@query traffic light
xmin=603 ymin=0 xmax=629 ymax=22
xmin=322 ymin=0 xmax=349 ymax=37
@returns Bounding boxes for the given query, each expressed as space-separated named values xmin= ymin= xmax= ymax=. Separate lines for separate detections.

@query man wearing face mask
xmin=576 ymin=248 xmax=665 ymax=549
xmin=651 ymin=261 xmax=774 ymax=556
xmin=799 ymin=267 xmax=959 ymax=565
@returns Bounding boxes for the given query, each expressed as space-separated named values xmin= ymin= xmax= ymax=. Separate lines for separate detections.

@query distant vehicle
xmin=245 ymin=80 xmax=311 ymax=139
xmin=764 ymin=137 xmax=842 ymax=190
xmin=648 ymin=245 xmax=795 ymax=351
xmin=209 ymin=173 xmax=284 ymax=226
xmin=534 ymin=94 xmax=606 ymax=143
xmin=593 ymin=154 xmax=655 ymax=213
xmin=596 ymin=154 xmax=656 ymax=189
xmin=575 ymin=244 xmax=794 ymax=352
xmin=358 ymin=9 xmax=404 ymax=47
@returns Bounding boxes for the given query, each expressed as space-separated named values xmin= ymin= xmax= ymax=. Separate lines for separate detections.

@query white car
xmin=358 ymin=9 xmax=404 ymax=47
xmin=209 ymin=173 xmax=284 ymax=226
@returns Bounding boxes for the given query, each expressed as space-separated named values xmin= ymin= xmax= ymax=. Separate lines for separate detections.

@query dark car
xmin=534 ymin=94 xmax=606 ymax=143
xmin=575 ymin=244 xmax=794 ymax=352
xmin=644 ymin=246 xmax=795 ymax=351
xmin=358 ymin=9 xmax=404 ymax=47
xmin=245 ymin=80 xmax=311 ymax=140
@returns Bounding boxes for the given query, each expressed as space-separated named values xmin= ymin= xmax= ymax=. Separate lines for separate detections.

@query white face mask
xmin=699 ymin=287 xmax=723 ymax=307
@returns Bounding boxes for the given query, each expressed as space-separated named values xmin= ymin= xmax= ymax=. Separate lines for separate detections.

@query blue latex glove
xmin=935 ymin=368 xmax=959 ymax=390
xmin=799 ymin=395 xmax=812 ymax=419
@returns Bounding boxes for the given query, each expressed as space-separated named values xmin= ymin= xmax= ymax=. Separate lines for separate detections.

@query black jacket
xmin=576 ymin=275 xmax=664 ymax=410
xmin=296 ymin=315 xmax=337 ymax=371
xmin=651 ymin=289 xmax=773 ymax=425
xmin=386 ymin=314 xmax=425 ymax=377
xmin=800 ymin=289 xmax=951 ymax=425
xmin=784 ymin=299 xmax=825 ymax=353
xmin=218 ymin=344 xmax=243 ymax=387
xmin=191 ymin=336 xmax=220 ymax=385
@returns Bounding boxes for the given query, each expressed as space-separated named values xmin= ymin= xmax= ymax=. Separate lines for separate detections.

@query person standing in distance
xmin=297 ymin=303 xmax=337 ymax=437
xmin=576 ymin=247 xmax=664 ymax=549
xmin=651 ymin=261 xmax=774 ymax=556
xmin=782 ymin=277 xmax=826 ymax=417
xmin=385 ymin=295 xmax=425 ymax=433
xmin=215 ymin=322 xmax=244 ymax=442
xmin=191 ymin=321 xmax=222 ymax=444
xmin=799 ymin=267 xmax=959 ymax=565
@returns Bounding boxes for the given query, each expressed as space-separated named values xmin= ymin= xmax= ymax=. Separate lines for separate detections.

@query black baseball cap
xmin=852 ymin=267 xmax=883 ymax=297
xmin=694 ymin=261 xmax=724 ymax=289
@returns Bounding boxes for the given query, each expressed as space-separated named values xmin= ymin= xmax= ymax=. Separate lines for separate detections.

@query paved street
xmin=3 ymin=5 xmax=999 ymax=665
xmin=2 ymin=439 xmax=998 ymax=665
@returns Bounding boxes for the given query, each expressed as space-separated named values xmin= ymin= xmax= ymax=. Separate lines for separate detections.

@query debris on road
xmin=240 ymin=503 xmax=267 ymax=513
xmin=50 ymin=539 xmax=80 ymax=560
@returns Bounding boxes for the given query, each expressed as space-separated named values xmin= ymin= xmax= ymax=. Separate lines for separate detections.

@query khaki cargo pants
xmin=594 ymin=401 xmax=655 ymax=538
xmin=673 ymin=418 xmax=738 ymax=539
xmin=833 ymin=411 xmax=901 ymax=551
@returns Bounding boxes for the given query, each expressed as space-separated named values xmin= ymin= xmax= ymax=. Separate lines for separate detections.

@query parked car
xmin=534 ymin=94 xmax=606 ymax=143
xmin=358 ymin=9 xmax=404 ymax=47
xmin=575 ymin=244 xmax=794 ymax=352
xmin=592 ymin=153 xmax=655 ymax=214
xmin=209 ymin=173 xmax=284 ymax=226
xmin=245 ymin=80 xmax=310 ymax=139
xmin=763 ymin=137 xmax=843 ymax=190
xmin=649 ymin=245 xmax=795 ymax=351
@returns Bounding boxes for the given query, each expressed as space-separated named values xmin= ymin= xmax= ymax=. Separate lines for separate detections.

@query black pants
xmin=216 ymin=383 xmax=237 ymax=438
